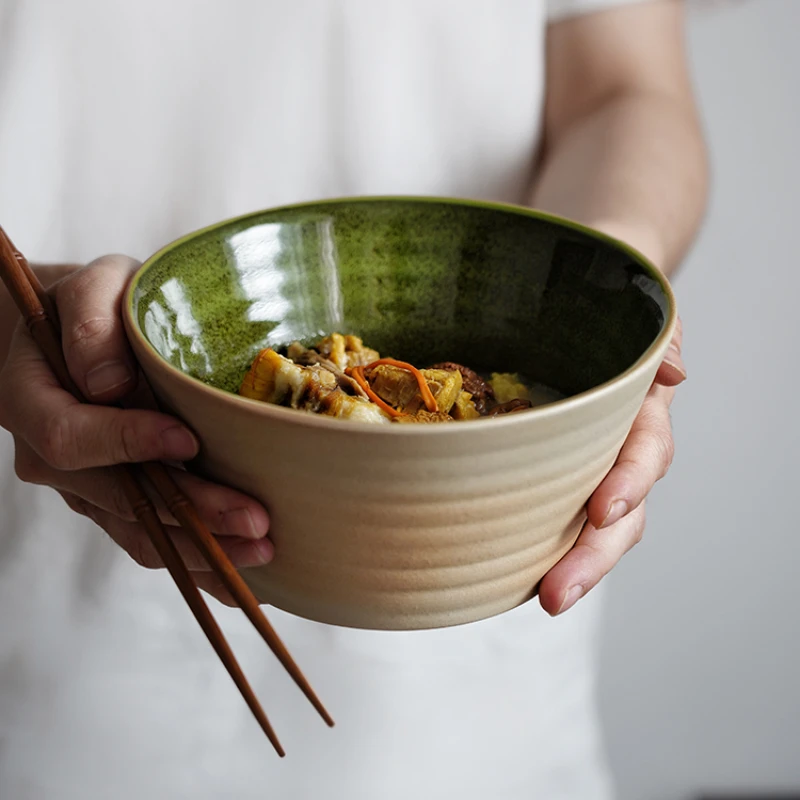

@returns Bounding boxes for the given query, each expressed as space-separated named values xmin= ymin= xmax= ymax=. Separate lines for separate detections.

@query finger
xmin=54 ymin=255 xmax=142 ymax=402
xmin=152 ymin=469 xmax=271 ymax=539
xmin=61 ymin=493 xmax=274 ymax=571
xmin=2 ymin=329 xmax=198 ymax=469
xmin=17 ymin=442 xmax=269 ymax=537
xmin=586 ymin=383 xmax=675 ymax=530
xmin=655 ymin=316 xmax=685 ymax=386
xmin=539 ymin=503 xmax=647 ymax=616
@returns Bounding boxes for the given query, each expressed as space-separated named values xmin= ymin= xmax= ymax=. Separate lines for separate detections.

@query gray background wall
xmin=598 ymin=1 xmax=800 ymax=797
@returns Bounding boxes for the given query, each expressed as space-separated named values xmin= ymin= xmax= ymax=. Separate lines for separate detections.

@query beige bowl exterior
xmin=127 ymin=322 xmax=673 ymax=630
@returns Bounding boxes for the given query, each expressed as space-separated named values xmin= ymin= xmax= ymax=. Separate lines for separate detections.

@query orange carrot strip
xmin=346 ymin=366 xmax=403 ymax=418
xmin=365 ymin=358 xmax=438 ymax=413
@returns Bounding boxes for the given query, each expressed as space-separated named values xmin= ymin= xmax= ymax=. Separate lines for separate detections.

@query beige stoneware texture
xmin=130 ymin=340 xmax=665 ymax=630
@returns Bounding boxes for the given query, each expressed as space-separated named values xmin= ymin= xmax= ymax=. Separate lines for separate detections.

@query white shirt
xmin=0 ymin=2 xmax=646 ymax=797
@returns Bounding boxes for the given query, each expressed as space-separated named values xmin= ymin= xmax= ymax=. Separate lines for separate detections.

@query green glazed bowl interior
xmin=128 ymin=197 xmax=671 ymax=406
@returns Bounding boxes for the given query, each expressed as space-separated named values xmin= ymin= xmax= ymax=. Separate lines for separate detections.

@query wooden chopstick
xmin=141 ymin=462 xmax=334 ymax=729
xmin=0 ymin=225 xmax=334 ymax=754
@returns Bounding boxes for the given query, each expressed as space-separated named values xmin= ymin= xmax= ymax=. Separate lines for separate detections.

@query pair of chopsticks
xmin=0 ymin=226 xmax=333 ymax=757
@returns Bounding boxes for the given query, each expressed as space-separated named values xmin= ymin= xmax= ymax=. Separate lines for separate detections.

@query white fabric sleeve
xmin=547 ymin=0 xmax=657 ymax=23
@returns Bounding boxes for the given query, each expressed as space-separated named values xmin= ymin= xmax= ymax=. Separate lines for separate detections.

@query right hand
xmin=0 ymin=255 xmax=273 ymax=604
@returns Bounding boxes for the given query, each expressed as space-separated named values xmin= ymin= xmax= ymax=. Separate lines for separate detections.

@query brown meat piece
xmin=366 ymin=364 xmax=418 ymax=409
xmin=368 ymin=365 xmax=462 ymax=414
xmin=486 ymin=398 xmax=533 ymax=417
xmin=429 ymin=362 xmax=495 ymax=414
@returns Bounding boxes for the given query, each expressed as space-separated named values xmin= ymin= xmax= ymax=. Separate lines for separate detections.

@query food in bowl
xmin=123 ymin=196 xmax=676 ymax=630
xmin=239 ymin=331 xmax=551 ymax=424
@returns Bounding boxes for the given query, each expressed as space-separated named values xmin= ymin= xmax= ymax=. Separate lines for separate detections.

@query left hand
xmin=538 ymin=317 xmax=685 ymax=615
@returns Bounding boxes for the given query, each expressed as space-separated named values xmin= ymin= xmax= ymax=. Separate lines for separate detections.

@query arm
xmin=531 ymin=0 xmax=709 ymax=273
xmin=533 ymin=0 xmax=709 ymax=615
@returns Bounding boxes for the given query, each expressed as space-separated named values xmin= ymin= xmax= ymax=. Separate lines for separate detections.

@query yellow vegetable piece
xmin=490 ymin=373 xmax=530 ymax=404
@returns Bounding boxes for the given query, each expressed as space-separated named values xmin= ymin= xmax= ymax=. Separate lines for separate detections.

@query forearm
xmin=530 ymin=90 xmax=709 ymax=274
xmin=0 ymin=264 xmax=78 ymax=368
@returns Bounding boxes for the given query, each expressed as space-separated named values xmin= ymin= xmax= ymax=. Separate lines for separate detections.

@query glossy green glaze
xmin=129 ymin=197 xmax=669 ymax=400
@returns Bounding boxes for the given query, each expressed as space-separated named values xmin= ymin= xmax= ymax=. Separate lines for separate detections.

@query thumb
xmin=55 ymin=255 xmax=142 ymax=402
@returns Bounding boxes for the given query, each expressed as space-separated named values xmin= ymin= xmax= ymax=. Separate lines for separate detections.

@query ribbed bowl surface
xmin=124 ymin=197 xmax=675 ymax=629
xmin=139 ymin=358 xmax=656 ymax=629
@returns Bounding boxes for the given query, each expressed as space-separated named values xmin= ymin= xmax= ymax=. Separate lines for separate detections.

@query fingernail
xmin=160 ymin=426 xmax=199 ymax=460
xmin=601 ymin=499 xmax=628 ymax=529
xmin=663 ymin=347 xmax=687 ymax=379
xmin=222 ymin=508 xmax=260 ymax=539
xmin=253 ymin=538 xmax=274 ymax=563
xmin=557 ymin=585 xmax=585 ymax=615
xmin=236 ymin=538 xmax=274 ymax=567
xmin=86 ymin=360 xmax=133 ymax=397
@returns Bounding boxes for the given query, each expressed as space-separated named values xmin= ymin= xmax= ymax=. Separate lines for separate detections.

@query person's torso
xmin=0 ymin=0 xmax=548 ymax=261
xmin=0 ymin=2 xmax=612 ymax=798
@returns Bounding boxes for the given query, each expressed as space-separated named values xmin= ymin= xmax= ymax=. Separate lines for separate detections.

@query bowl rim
xmin=123 ymin=195 xmax=677 ymax=436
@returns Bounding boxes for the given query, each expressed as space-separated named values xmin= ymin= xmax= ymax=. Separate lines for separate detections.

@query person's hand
xmin=538 ymin=318 xmax=685 ymax=616
xmin=0 ymin=255 xmax=273 ymax=604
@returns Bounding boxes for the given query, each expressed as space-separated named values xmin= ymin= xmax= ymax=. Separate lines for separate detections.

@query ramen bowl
xmin=123 ymin=197 xmax=675 ymax=630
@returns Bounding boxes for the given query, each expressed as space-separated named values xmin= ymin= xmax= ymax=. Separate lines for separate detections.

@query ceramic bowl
xmin=123 ymin=197 xmax=675 ymax=630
